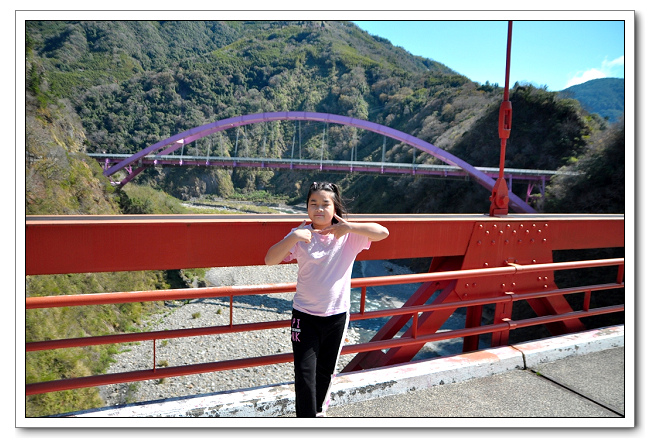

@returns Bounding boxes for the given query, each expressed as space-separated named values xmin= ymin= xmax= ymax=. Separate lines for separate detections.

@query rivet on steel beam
xmin=477 ymin=240 xmax=482 ymax=246
xmin=491 ymin=240 xmax=496 ymax=245
xmin=504 ymin=239 xmax=509 ymax=245
xmin=532 ymin=259 xmax=536 ymax=263
xmin=484 ymin=262 xmax=489 ymax=267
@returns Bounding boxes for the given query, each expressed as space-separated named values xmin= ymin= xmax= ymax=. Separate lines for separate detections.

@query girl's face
xmin=307 ymin=189 xmax=336 ymax=230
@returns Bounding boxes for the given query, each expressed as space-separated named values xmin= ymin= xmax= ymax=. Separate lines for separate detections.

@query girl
xmin=265 ymin=181 xmax=389 ymax=417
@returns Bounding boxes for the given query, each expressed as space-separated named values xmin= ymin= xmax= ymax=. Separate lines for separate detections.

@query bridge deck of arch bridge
xmin=88 ymin=153 xmax=567 ymax=183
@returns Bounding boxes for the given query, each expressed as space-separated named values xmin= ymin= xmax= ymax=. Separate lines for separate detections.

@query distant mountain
xmin=558 ymin=77 xmax=624 ymax=122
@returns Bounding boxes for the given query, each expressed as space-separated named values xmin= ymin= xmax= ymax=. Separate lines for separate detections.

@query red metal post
xmin=583 ymin=290 xmax=592 ymax=312
xmin=490 ymin=20 xmax=514 ymax=216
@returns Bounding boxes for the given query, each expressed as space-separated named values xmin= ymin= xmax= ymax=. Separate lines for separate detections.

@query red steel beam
xmin=25 ymin=214 xmax=624 ymax=275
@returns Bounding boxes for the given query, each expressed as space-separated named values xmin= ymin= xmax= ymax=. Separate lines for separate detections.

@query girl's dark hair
xmin=307 ymin=181 xmax=348 ymax=224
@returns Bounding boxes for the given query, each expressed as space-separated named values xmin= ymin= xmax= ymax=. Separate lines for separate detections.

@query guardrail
xmin=24 ymin=214 xmax=625 ymax=400
xmin=25 ymin=257 xmax=624 ymax=396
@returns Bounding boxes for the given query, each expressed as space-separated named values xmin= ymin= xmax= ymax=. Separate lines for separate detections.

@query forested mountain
xmin=558 ymin=77 xmax=624 ymax=123
xmin=26 ymin=20 xmax=623 ymax=215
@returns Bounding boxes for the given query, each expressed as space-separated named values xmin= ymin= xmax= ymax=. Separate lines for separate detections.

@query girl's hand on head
xmin=316 ymin=214 xmax=350 ymax=239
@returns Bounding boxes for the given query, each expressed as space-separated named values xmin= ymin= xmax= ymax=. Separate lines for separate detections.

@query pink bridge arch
xmin=103 ymin=111 xmax=536 ymax=213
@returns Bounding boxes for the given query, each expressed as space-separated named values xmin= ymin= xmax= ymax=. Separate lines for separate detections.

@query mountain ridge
xmin=559 ymin=77 xmax=623 ymax=122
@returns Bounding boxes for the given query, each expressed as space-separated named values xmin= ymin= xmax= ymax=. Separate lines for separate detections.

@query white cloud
xmin=565 ymin=68 xmax=608 ymax=88
xmin=563 ymin=55 xmax=624 ymax=89
xmin=604 ymin=55 xmax=625 ymax=68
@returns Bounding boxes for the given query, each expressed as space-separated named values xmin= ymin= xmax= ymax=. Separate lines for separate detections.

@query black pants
xmin=291 ymin=308 xmax=348 ymax=417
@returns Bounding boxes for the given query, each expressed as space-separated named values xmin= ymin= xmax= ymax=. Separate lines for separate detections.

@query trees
xmin=544 ymin=119 xmax=625 ymax=214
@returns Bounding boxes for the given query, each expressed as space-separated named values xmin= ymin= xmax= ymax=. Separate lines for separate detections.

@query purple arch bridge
xmin=100 ymin=111 xmax=537 ymax=214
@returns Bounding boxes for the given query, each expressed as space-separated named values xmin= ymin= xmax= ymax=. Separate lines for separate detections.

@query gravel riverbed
xmin=98 ymin=264 xmax=360 ymax=408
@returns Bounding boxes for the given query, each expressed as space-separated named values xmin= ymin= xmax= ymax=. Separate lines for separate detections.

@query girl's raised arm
xmin=264 ymin=221 xmax=312 ymax=265
xmin=316 ymin=214 xmax=389 ymax=241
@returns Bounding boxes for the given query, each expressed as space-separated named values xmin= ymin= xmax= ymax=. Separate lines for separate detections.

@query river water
xmin=349 ymin=259 xmax=490 ymax=361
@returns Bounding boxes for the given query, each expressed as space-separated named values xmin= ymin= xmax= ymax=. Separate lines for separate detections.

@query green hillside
xmin=558 ymin=77 xmax=624 ymax=123
xmin=26 ymin=20 xmax=621 ymax=213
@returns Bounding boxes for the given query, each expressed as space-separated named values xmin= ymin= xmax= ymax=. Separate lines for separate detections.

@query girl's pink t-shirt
xmin=283 ymin=225 xmax=371 ymax=317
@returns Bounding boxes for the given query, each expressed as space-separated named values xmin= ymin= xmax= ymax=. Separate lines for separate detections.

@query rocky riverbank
xmin=98 ymin=264 xmax=359 ymax=408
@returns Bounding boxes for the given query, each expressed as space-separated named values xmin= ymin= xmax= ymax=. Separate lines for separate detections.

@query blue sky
xmin=353 ymin=20 xmax=625 ymax=92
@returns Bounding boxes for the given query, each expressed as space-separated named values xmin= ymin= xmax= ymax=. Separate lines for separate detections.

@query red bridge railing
xmin=24 ymin=214 xmax=625 ymax=398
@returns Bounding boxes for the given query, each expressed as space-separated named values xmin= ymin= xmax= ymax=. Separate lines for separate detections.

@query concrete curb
xmin=68 ymin=382 xmax=298 ymax=417
xmin=68 ymin=325 xmax=623 ymax=418
xmin=328 ymin=345 xmax=524 ymax=409
xmin=512 ymin=324 xmax=624 ymax=368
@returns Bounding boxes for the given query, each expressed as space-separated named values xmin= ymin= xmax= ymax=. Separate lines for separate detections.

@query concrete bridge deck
xmin=66 ymin=325 xmax=629 ymax=426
